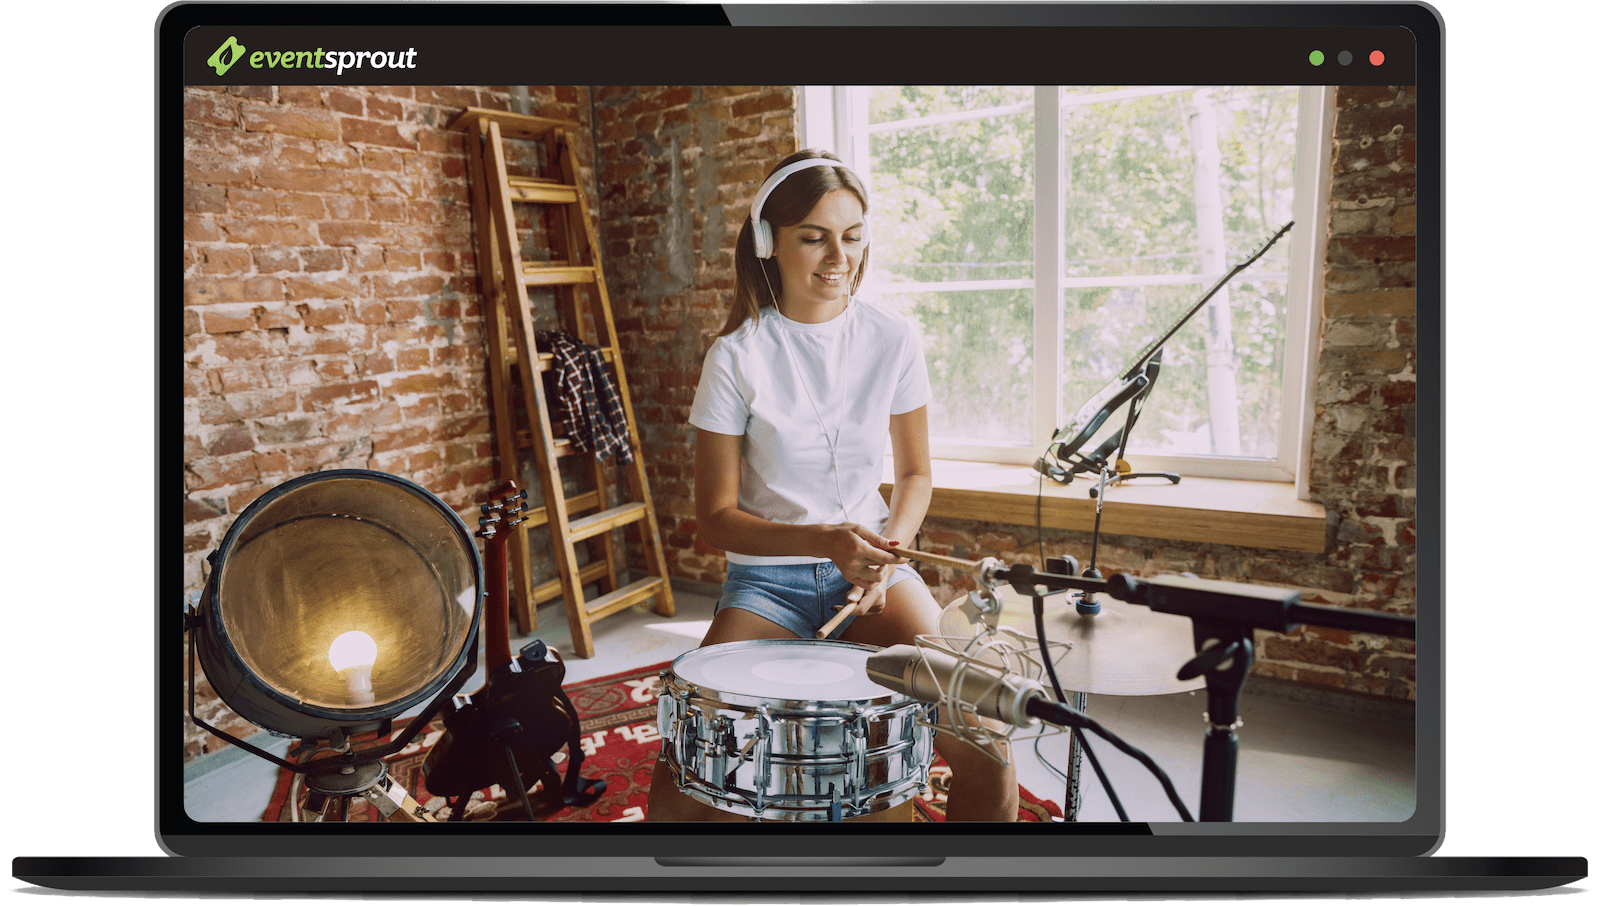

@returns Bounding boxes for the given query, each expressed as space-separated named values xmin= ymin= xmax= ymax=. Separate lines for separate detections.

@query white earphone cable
xmin=762 ymin=264 xmax=854 ymax=522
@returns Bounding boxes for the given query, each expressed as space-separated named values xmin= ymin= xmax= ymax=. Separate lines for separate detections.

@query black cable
xmin=1025 ymin=697 xmax=1195 ymax=822
xmin=1030 ymin=445 xmax=1165 ymax=822
xmin=1089 ymin=467 xmax=1107 ymax=569
xmin=1036 ymin=462 xmax=1046 ymax=564
xmin=1033 ymin=594 xmax=1129 ymax=821
xmin=1074 ymin=725 xmax=1128 ymax=822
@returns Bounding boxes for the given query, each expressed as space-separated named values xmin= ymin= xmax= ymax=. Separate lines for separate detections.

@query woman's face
xmin=771 ymin=188 xmax=866 ymax=314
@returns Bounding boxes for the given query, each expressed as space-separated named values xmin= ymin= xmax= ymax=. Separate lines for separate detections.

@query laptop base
xmin=14 ymin=855 xmax=1587 ymax=893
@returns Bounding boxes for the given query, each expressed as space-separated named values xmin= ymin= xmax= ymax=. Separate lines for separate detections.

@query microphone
xmin=869 ymin=645 xmax=1193 ymax=820
xmin=867 ymin=644 xmax=1065 ymax=729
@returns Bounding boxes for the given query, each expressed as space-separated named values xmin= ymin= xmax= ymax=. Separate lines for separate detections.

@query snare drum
xmin=657 ymin=639 xmax=933 ymax=821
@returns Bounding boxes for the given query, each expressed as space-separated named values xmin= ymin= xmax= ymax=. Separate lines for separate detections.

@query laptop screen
xmin=83 ymin=0 xmax=1564 ymax=886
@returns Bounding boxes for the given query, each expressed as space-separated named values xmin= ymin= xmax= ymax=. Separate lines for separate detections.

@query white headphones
xmin=749 ymin=157 xmax=871 ymax=259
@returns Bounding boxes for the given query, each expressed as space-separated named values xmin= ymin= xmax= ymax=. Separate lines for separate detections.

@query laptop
xmin=12 ymin=0 xmax=1589 ymax=895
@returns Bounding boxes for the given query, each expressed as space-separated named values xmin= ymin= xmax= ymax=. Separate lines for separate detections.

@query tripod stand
xmin=286 ymin=749 xmax=438 ymax=823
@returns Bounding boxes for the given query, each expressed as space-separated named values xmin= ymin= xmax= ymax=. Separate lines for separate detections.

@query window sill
xmin=882 ymin=459 xmax=1327 ymax=554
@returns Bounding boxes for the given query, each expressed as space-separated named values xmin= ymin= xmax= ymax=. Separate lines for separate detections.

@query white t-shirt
xmin=689 ymin=300 xmax=932 ymax=565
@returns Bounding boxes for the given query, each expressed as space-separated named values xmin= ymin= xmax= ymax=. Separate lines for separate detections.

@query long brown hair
xmin=718 ymin=149 xmax=871 ymax=337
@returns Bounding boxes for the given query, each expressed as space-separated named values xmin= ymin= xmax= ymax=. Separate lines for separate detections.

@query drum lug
xmin=681 ymin=713 xmax=701 ymax=784
xmin=657 ymin=684 xmax=688 ymax=775
xmin=707 ymin=716 xmax=736 ymax=792
xmin=848 ymin=707 xmax=869 ymax=811
xmin=751 ymin=706 xmax=771 ymax=813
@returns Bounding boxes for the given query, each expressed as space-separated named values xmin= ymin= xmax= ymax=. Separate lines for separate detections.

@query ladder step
xmin=506 ymin=178 xmax=580 ymax=205
xmin=584 ymin=576 xmax=667 ymax=622
xmin=521 ymin=264 xmax=596 ymax=287
xmin=448 ymin=107 xmax=566 ymax=141
xmin=567 ymin=502 xmax=648 ymax=542
xmin=521 ymin=490 xmax=602 ymax=529
xmin=514 ymin=431 xmax=577 ymax=458
xmin=524 ymin=347 xmax=617 ymax=373
xmin=529 ymin=560 xmax=611 ymax=606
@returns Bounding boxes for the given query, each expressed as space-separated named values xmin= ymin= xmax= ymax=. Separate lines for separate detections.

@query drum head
xmin=672 ymin=639 xmax=899 ymax=709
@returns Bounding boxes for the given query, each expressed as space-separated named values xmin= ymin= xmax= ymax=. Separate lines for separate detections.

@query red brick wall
xmin=181 ymin=84 xmax=595 ymax=759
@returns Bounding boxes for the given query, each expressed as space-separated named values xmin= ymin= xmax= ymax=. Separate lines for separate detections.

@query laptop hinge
xmin=656 ymin=856 xmax=945 ymax=868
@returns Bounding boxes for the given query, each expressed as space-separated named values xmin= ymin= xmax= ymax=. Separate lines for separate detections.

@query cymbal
xmin=935 ymin=587 xmax=1204 ymax=697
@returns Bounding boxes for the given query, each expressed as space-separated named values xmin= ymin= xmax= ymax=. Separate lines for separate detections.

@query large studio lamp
xmin=186 ymin=469 xmax=482 ymax=820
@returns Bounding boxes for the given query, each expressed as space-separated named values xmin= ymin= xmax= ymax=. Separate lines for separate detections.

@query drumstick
xmin=893 ymin=547 xmax=982 ymax=572
xmin=816 ymin=549 xmax=978 ymax=639
xmin=816 ymin=601 xmax=858 ymax=639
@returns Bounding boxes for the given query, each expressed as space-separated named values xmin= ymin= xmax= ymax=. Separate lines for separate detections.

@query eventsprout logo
xmin=203 ymin=34 xmax=418 ymax=78
xmin=208 ymin=36 xmax=247 ymax=76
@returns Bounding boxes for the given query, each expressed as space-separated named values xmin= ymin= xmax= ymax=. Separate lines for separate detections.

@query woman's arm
xmin=694 ymin=428 xmax=898 ymax=589
xmin=833 ymin=406 xmax=931 ymax=616
xmin=881 ymin=406 xmax=933 ymax=546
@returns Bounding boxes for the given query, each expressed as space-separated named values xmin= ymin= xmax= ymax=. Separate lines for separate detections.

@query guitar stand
xmin=1042 ymin=351 xmax=1181 ymax=497
xmin=1089 ymin=468 xmax=1180 ymax=498
xmin=445 ymin=722 xmax=609 ymax=821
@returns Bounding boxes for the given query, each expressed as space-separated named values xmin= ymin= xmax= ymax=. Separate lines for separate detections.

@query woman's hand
xmin=817 ymin=523 xmax=905 ymax=616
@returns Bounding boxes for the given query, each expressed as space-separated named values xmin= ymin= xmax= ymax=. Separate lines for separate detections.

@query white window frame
xmin=801 ymin=85 xmax=1334 ymax=491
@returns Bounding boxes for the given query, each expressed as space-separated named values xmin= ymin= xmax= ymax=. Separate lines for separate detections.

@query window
xmin=803 ymin=86 xmax=1332 ymax=484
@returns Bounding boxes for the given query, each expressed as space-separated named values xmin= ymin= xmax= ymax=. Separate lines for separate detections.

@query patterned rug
xmin=263 ymin=660 xmax=1060 ymax=823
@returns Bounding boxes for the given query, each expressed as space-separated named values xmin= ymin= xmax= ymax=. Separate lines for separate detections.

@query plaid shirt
xmin=535 ymin=330 xmax=634 ymax=464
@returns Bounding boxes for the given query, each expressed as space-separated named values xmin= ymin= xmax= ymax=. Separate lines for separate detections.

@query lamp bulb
xmin=328 ymin=630 xmax=378 ymax=704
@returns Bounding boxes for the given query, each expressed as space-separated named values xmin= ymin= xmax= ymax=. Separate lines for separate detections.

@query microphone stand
xmin=996 ymin=562 xmax=1416 ymax=822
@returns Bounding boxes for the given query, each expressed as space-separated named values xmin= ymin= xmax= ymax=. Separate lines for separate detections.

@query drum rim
xmin=666 ymin=638 xmax=905 ymax=710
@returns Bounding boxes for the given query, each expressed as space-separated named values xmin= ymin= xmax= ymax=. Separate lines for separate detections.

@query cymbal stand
xmin=899 ymin=549 xmax=1108 ymax=821
xmin=1014 ymin=576 xmax=1085 ymax=820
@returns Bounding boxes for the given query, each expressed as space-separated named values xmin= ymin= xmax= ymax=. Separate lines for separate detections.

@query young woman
xmin=647 ymin=150 xmax=1018 ymax=822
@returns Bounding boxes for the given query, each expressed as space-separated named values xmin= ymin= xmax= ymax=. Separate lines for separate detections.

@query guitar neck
xmin=478 ymin=482 xmax=525 ymax=675
xmin=1119 ymin=220 xmax=1293 ymax=381
xmin=483 ymin=533 xmax=511 ymax=674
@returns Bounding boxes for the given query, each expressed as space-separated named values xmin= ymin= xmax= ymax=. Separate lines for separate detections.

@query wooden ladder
xmin=451 ymin=107 xmax=674 ymax=658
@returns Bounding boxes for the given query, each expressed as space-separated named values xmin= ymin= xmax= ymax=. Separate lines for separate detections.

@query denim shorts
xmin=716 ymin=561 xmax=923 ymax=639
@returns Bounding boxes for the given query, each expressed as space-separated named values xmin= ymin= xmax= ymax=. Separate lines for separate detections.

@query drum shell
xmin=657 ymin=639 xmax=933 ymax=821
